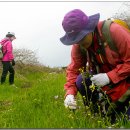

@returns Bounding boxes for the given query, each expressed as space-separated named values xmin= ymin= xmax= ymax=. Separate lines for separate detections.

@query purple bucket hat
xmin=60 ymin=9 xmax=100 ymax=45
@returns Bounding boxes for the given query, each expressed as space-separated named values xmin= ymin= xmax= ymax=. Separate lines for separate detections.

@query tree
xmin=13 ymin=48 xmax=39 ymax=65
xmin=112 ymin=2 xmax=130 ymax=27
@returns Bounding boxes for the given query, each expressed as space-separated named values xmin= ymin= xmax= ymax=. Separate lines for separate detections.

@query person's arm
xmin=64 ymin=44 xmax=86 ymax=97
xmin=107 ymin=23 xmax=130 ymax=84
xmin=6 ymin=41 xmax=14 ymax=61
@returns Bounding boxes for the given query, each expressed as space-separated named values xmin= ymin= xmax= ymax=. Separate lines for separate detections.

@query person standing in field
xmin=0 ymin=32 xmax=16 ymax=85
xmin=60 ymin=9 xmax=130 ymax=123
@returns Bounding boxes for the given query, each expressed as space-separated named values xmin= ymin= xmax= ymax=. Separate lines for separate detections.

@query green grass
xmin=0 ymin=66 xmax=130 ymax=128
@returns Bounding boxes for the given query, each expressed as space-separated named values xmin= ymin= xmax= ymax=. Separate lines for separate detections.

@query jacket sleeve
xmin=6 ymin=41 xmax=14 ymax=61
xmin=64 ymin=44 xmax=86 ymax=97
xmin=107 ymin=23 xmax=130 ymax=83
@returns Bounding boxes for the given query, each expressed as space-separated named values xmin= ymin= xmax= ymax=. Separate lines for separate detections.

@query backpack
xmin=101 ymin=19 xmax=130 ymax=53
xmin=0 ymin=42 xmax=7 ymax=61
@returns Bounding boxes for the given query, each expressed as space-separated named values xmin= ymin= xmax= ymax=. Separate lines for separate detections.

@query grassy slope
xmin=0 ymin=65 xmax=130 ymax=128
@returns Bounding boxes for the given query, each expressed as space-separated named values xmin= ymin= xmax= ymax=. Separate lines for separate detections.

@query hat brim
xmin=60 ymin=13 xmax=100 ymax=45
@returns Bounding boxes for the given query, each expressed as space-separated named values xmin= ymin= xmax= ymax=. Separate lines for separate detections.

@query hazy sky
xmin=0 ymin=1 xmax=125 ymax=67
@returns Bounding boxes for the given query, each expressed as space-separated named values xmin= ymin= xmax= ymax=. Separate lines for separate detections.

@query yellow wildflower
xmin=89 ymin=83 xmax=96 ymax=92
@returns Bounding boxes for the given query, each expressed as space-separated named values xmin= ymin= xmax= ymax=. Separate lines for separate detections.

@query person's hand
xmin=12 ymin=59 xmax=15 ymax=66
xmin=90 ymin=73 xmax=110 ymax=87
xmin=64 ymin=94 xmax=77 ymax=109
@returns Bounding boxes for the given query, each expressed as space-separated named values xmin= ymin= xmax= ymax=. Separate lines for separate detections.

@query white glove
xmin=90 ymin=73 xmax=110 ymax=87
xmin=64 ymin=94 xmax=77 ymax=109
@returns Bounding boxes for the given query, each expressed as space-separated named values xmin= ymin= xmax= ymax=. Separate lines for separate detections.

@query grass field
xmin=0 ymin=65 xmax=130 ymax=128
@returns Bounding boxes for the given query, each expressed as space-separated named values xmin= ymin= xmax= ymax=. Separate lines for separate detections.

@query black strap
xmin=3 ymin=50 xmax=7 ymax=57
xmin=2 ymin=42 xmax=8 ymax=57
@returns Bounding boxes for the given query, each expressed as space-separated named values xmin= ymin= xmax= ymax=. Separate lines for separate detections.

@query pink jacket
xmin=0 ymin=38 xmax=14 ymax=61
xmin=64 ymin=21 xmax=130 ymax=101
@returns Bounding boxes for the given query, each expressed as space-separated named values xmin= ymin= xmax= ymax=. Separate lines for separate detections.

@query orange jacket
xmin=64 ymin=21 xmax=130 ymax=102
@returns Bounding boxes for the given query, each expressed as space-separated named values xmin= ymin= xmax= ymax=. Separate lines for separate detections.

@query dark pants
xmin=76 ymin=74 xmax=99 ymax=113
xmin=76 ymin=74 xmax=130 ymax=123
xmin=1 ymin=61 xmax=15 ymax=84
